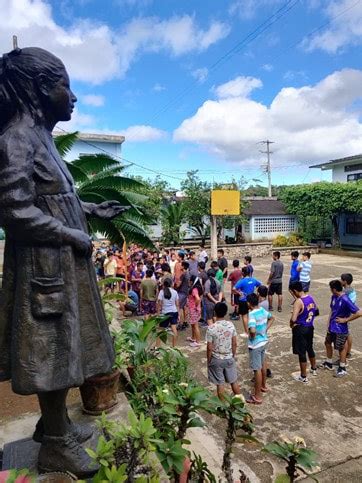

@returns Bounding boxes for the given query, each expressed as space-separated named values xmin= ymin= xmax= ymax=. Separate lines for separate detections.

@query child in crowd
xmin=297 ymin=252 xmax=312 ymax=293
xmin=246 ymin=294 xmax=274 ymax=404
xmin=217 ymin=249 xmax=229 ymax=283
xmin=140 ymin=269 xmax=158 ymax=317
xmin=157 ymin=279 xmax=179 ymax=347
xmin=187 ymin=275 xmax=203 ymax=348
xmin=228 ymin=260 xmax=242 ymax=320
xmin=341 ymin=273 xmax=356 ymax=359
xmin=204 ymin=269 xmax=223 ymax=325
xmin=169 ymin=252 xmax=177 ymax=276
xmin=211 ymin=260 xmax=224 ymax=287
xmin=119 ymin=286 xmax=139 ymax=317
xmin=267 ymin=251 xmax=284 ymax=312
xmin=176 ymin=261 xmax=190 ymax=328
xmin=244 ymin=256 xmax=254 ymax=277
xmin=206 ymin=302 xmax=241 ymax=399
xmin=131 ymin=261 xmax=144 ymax=304
xmin=289 ymin=251 xmax=300 ymax=302
xmin=234 ymin=267 xmax=262 ymax=335
xmin=322 ymin=280 xmax=361 ymax=377
xmin=257 ymin=285 xmax=269 ymax=310
xmin=289 ymin=282 xmax=318 ymax=383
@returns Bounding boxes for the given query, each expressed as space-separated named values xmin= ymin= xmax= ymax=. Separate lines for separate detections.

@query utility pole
xmin=259 ymin=140 xmax=274 ymax=198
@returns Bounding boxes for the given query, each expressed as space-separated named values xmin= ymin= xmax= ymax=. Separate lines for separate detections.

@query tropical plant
xmin=181 ymin=171 xmax=210 ymax=245
xmin=54 ymin=131 xmax=154 ymax=247
xmin=214 ymin=395 xmax=255 ymax=483
xmin=263 ymin=436 xmax=318 ymax=482
xmin=160 ymin=202 xmax=186 ymax=246
xmin=86 ymin=411 xmax=161 ymax=482
xmin=189 ymin=453 xmax=217 ymax=483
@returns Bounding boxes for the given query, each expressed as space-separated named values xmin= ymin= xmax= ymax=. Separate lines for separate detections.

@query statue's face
xmin=45 ymin=68 xmax=77 ymax=122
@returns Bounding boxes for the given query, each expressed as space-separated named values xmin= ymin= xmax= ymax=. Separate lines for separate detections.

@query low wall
xmin=165 ymin=242 xmax=318 ymax=259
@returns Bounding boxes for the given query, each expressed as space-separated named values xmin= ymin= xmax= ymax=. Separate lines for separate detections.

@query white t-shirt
xmin=198 ymin=250 xmax=208 ymax=263
xmin=169 ymin=259 xmax=177 ymax=275
xmin=158 ymin=288 xmax=179 ymax=314
xmin=206 ymin=320 xmax=237 ymax=359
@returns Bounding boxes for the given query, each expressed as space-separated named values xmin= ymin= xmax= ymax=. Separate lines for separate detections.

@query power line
xmin=55 ymin=126 xmax=184 ymax=181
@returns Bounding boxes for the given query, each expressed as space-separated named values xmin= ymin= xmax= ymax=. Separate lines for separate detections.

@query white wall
xmin=332 ymin=164 xmax=362 ymax=182
xmin=250 ymin=215 xmax=297 ymax=241
xmin=64 ymin=140 xmax=122 ymax=162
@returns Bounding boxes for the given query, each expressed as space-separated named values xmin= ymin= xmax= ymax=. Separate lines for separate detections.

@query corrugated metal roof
xmin=244 ymin=199 xmax=287 ymax=216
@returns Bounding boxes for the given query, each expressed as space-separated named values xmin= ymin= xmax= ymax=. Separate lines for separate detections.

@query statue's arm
xmin=0 ymin=131 xmax=91 ymax=254
xmin=81 ymin=202 xmax=97 ymax=216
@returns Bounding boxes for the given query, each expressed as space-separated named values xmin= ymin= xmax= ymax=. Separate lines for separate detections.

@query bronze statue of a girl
xmin=0 ymin=47 xmax=126 ymax=477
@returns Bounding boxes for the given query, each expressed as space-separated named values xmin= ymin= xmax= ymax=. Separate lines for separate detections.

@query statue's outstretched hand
xmin=93 ymin=201 xmax=130 ymax=220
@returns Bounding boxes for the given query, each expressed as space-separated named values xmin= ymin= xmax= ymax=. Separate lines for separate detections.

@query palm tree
xmin=54 ymin=131 xmax=154 ymax=247
xmin=161 ymin=202 xmax=186 ymax=246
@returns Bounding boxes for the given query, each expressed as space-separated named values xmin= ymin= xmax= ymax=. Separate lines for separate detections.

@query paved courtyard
xmin=0 ymin=252 xmax=361 ymax=481
xmin=177 ymin=252 xmax=362 ymax=481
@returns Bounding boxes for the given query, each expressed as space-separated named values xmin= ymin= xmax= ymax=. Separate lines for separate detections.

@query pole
xmin=259 ymin=140 xmax=274 ymax=198
xmin=122 ymin=240 xmax=128 ymax=298
xmin=266 ymin=140 xmax=272 ymax=198
xmin=211 ymin=215 xmax=218 ymax=260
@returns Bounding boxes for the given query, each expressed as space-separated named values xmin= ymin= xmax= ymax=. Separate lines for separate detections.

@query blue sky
xmin=2 ymin=0 xmax=362 ymax=188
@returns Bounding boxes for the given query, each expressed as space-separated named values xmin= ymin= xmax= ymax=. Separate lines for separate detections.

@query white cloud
xmin=261 ymin=63 xmax=273 ymax=72
xmin=0 ymin=0 xmax=229 ymax=84
xmin=153 ymin=83 xmax=166 ymax=92
xmin=213 ymin=76 xmax=263 ymax=98
xmin=303 ymin=0 xmax=362 ymax=53
xmin=229 ymin=0 xmax=282 ymax=20
xmin=57 ymin=107 xmax=96 ymax=131
xmin=121 ymin=125 xmax=167 ymax=142
xmin=174 ymin=69 xmax=362 ymax=166
xmin=81 ymin=94 xmax=105 ymax=107
xmin=192 ymin=67 xmax=209 ymax=83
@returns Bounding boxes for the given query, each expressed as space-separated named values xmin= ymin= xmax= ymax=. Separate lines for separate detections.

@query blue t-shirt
xmin=128 ymin=290 xmax=139 ymax=306
xmin=290 ymin=260 xmax=300 ymax=281
xmin=234 ymin=277 xmax=261 ymax=302
xmin=328 ymin=294 xmax=359 ymax=334
xmin=248 ymin=307 xmax=271 ymax=349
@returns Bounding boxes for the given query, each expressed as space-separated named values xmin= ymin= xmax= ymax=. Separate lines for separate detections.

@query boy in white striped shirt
xmin=297 ymin=252 xmax=312 ymax=293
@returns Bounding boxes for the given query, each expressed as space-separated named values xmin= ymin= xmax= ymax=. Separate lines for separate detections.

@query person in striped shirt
xmin=297 ymin=252 xmax=312 ymax=293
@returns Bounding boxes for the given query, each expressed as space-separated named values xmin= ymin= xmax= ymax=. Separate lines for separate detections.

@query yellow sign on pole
xmin=211 ymin=190 xmax=240 ymax=216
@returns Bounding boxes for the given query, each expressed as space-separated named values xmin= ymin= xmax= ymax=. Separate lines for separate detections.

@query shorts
xmin=249 ymin=344 xmax=267 ymax=371
xmin=325 ymin=332 xmax=348 ymax=351
xmin=232 ymin=294 xmax=240 ymax=306
xmin=301 ymin=281 xmax=310 ymax=293
xmin=268 ymin=283 xmax=282 ymax=296
xmin=208 ymin=356 xmax=237 ymax=385
xmin=125 ymin=303 xmax=137 ymax=314
xmin=289 ymin=279 xmax=299 ymax=290
xmin=238 ymin=300 xmax=249 ymax=316
xmin=178 ymin=293 xmax=188 ymax=309
xmin=292 ymin=325 xmax=315 ymax=360
xmin=141 ymin=300 xmax=157 ymax=315
xmin=160 ymin=312 xmax=179 ymax=328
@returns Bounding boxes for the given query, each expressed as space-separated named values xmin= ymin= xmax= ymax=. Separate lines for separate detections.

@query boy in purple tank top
xmin=289 ymin=281 xmax=318 ymax=383
xmin=321 ymin=280 xmax=361 ymax=377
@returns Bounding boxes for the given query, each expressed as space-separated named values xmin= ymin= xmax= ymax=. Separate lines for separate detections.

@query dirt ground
xmin=1 ymin=252 xmax=361 ymax=481
xmin=177 ymin=252 xmax=362 ymax=481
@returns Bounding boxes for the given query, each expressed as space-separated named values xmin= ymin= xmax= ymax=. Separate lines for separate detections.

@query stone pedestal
xmin=2 ymin=437 xmax=40 ymax=471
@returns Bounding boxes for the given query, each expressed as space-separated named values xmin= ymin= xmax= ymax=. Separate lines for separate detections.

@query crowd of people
xmin=93 ymin=243 xmax=361 ymax=403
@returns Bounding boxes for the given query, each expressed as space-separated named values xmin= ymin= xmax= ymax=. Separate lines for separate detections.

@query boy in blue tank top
xmin=289 ymin=281 xmax=318 ymax=384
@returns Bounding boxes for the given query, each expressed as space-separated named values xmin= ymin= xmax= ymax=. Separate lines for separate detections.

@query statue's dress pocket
xmin=31 ymin=247 xmax=64 ymax=318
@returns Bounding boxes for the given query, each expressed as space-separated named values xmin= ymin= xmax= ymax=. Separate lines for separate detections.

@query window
xmin=344 ymin=163 xmax=362 ymax=172
xmin=346 ymin=215 xmax=362 ymax=235
xmin=253 ymin=217 xmax=296 ymax=234
xmin=347 ymin=173 xmax=362 ymax=182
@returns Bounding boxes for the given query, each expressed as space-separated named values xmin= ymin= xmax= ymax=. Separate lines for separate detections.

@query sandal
xmin=261 ymin=387 xmax=269 ymax=393
xmin=186 ymin=337 xmax=195 ymax=342
xmin=246 ymin=394 xmax=262 ymax=404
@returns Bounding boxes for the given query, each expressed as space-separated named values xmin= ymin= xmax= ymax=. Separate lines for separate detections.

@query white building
xmin=310 ymin=155 xmax=362 ymax=249
xmin=242 ymin=198 xmax=297 ymax=242
xmin=53 ymin=131 xmax=125 ymax=162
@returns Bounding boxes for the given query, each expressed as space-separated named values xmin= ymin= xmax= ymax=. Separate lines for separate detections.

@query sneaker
xmin=277 ymin=306 xmax=282 ymax=313
xmin=189 ymin=341 xmax=201 ymax=348
xmin=269 ymin=306 xmax=273 ymax=311
xmin=310 ymin=368 xmax=317 ymax=376
xmin=347 ymin=352 xmax=353 ymax=360
xmin=294 ymin=375 xmax=309 ymax=384
xmin=335 ymin=366 xmax=347 ymax=378
xmin=199 ymin=321 xmax=209 ymax=328
xmin=320 ymin=361 xmax=333 ymax=371
xmin=240 ymin=333 xmax=248 ymax=338
xmin=230 ymin=314 xmax=239 ymax=321
xmin=266 ymin=368 xmax=273 ymax=378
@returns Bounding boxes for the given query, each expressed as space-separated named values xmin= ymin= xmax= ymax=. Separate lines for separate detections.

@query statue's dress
xmin=0 ymin=116 xmax=114 ymax=395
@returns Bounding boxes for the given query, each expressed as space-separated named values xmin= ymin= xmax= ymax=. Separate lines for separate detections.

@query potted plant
xmin=80 ymin=279 xmax=128 ymax=415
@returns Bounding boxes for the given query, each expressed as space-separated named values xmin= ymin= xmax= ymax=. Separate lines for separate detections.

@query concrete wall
xmin=249 ymin=215 xmax=297 ymax=241
xmin=332 ymin=164 xmax=362 ymax=182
